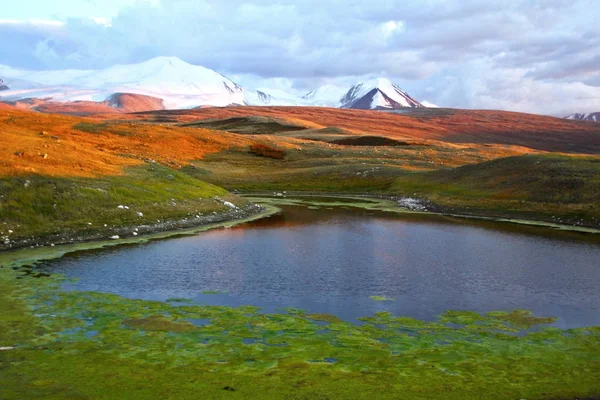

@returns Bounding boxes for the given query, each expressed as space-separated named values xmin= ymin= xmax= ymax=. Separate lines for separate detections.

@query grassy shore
xmin=1 ymin=245 xmax=599 ymax=400
xmin=0 ymin=163 xmax=258 ymax=250
xmin=187 ymin=148 xmax=600 ymax=229
xmin=1 ymin=105 xmax=600 ymax=398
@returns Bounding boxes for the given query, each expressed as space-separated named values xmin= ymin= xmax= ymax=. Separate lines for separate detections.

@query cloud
xmin=0 ymin=0 xmax=598 ymax=115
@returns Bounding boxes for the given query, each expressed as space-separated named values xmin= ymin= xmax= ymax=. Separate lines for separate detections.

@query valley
xmin=2 ymin=103 xmax=599 ymax=251
xmin=2 ymin=2 xmax=600 ymax=398
xmin=1 ymin=102 xmax=600 ymax=400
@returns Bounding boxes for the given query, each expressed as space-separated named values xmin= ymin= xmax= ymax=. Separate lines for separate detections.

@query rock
xmin=124 ymin=206 xmax=130 ymax=210
xmin=40 ymin=131 xmax=48 ymax=135
xmin=24 ymin=180 xmax=31 ymax=188
xmin=50 ymin=244 xmax=55 ymax=247
xmin=8 ymin=230 xmax=13 ymax=234
xmin=14 ymin=151 xmax=24 ymax=157
xmin=136 ymin=212 xmax=144 ymax=217
xmin=87 ymin=222 xmax=92 ymax=226
xmin=117 ymin=205 xmax=125 ymax=209
xmin=132 ymin=232 xmax=138 ymax=236
xmin=223 ymin=201 xmax=237 ymax=209
xmin=0 ymin=347 xmax=16 ymax=351
xmin=41 ymin=153 xmax=48 ymax=159
xmin=397 ymin=197 xmax=427 ymax=212
xmin=110 ymin=235 xmax=120 ymax=240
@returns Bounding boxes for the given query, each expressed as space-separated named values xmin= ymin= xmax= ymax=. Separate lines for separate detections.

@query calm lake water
xmin=43 ymin=203 xmax=600 ymax=328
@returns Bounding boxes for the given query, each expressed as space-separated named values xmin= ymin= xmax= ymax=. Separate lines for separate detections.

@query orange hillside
xmin=130 ymin=106 xmax=600 ymax=154
xmin=0 ymin=107 xmax=251 ymax=178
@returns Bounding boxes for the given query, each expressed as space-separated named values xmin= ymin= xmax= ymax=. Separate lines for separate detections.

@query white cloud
xmin=0 ymin=0 xmax=598 ymax=115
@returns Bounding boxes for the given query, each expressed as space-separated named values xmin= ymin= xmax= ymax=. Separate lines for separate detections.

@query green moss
xmin=202 ymin=290 xmax=225 ymax=295
xmin=123 ymin=316 xmax=199 ymax=332
xmin=304 ymin=314 xmax=344 ymax=324
xmin=487 ymin=309 xmax=557 ymax=329
xmin=1 ymin=246 xmax=599 ymax=399
xmin=165 ymin=298 xmax=193 ymax=303
xmin=369 ymin=295 xmax=395 ymax=302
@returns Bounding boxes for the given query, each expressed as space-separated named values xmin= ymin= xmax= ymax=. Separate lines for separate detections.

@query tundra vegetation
xmin=1 ymin=103 xmax=599 ymax=398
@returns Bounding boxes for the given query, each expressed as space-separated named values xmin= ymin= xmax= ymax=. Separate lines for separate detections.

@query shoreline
xmin=243 ymin=192 xmax=600 ymax=235
xmin=0 ymin=204 xmax=280 ymax=255
xmin=1 ymin=198 xmax=599 ymax=400
xmin=2 ymin=188 xmax=598 ymax=256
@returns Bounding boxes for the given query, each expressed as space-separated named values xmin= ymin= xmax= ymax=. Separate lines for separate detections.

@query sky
xmin=1 ymin=0 xmax=599 ymax=116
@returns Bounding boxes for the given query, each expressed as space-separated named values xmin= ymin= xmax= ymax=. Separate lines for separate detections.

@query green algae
xmin=123 ymin=316 xmax=199 ymax=332
xmin=202 ymin=289 xmax=227 ymax=295
xmin=304 ymin=314 xmax=344 ymax=324
xmin=1 ymin=245 xmax=600 ymax=399
xmin=369 ymin=296 xmax=395 ymax=302
xmin=165 ymin=297 xmax=193 ymax=303
xmin=486 ymin=309 xmax=558 ymax=329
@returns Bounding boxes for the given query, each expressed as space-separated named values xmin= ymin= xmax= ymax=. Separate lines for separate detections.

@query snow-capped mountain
xmin=0 ymin=58 xmax=436 ymax=111
xmin=301 ymin=84 xmax=348 ymax=107
xmin=245 ymin=88 xmax=300 ymax=106
xmin=421 ymin=100 xmax=439 ymax=108
xmin=0 ymin=57 xmax=245 ymax=108
xmin=340 ymin=78 xmax=423 ymax=110
xmin=565 ymin=112 xmax=600 ymax=122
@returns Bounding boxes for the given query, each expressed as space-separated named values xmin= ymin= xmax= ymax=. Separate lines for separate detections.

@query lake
xmin=42 ymin=201 xmax=600 ymax=329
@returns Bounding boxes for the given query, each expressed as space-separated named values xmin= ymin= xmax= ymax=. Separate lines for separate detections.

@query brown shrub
xmin=250 ymin=143 xmax=286 ymax=159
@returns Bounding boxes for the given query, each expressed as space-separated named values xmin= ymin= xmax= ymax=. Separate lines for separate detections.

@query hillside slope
xmin=135 ymin=106 xmax=600 ymax=154
xmin=0 ymin=107 xmax=262 ymax=249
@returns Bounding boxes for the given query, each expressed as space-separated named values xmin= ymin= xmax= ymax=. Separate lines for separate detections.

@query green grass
xmin=187 ymin=148 xmax=600 ymax=226
xmin=1 ymin=249 xmax=599 ymax=399
xmin=391 ymin=154 xmax=600 ymax=225
xmin=181 ymin=116 xmax=310 ymax=135
xmin=185 ymin=145 xmax=416 ymax=193
xmin=73 ymin=122 xmax=131 ymax=136
xmin=0 ymin=163 xmax=247 ymax=244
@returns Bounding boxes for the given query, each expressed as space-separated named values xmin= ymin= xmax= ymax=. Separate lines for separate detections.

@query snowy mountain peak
xmin=302 ymin=84 xmax=347 ymax=107
xmin=245 ymin=87 xmax=300 ymax=106
xmin=0 ymin=57 xmax=245 ymax=108
xmin=421 ymin=100 xmax=439 ymax=108
xmin=340 ymin=78 xmax=423 ymax=110
xmin=565 ymin=112 xmax=600 ymax=122
xmin=143 ymin=56 xmax=188 ymax=66
xmin=0 ymin=57 xmax=436 ymax=110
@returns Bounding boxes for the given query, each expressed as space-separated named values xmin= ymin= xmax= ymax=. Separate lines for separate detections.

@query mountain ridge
xmin=340 ymin=78 xmax=423 ymax=110
xmin=566 ymin=112 xmax=600 ymax=122
xmin=0 ymin=56 xmax=431 ymax=111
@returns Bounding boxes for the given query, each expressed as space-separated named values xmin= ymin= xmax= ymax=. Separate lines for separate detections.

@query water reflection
xmin=43 ymin=205 xmax=600 ymax=328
